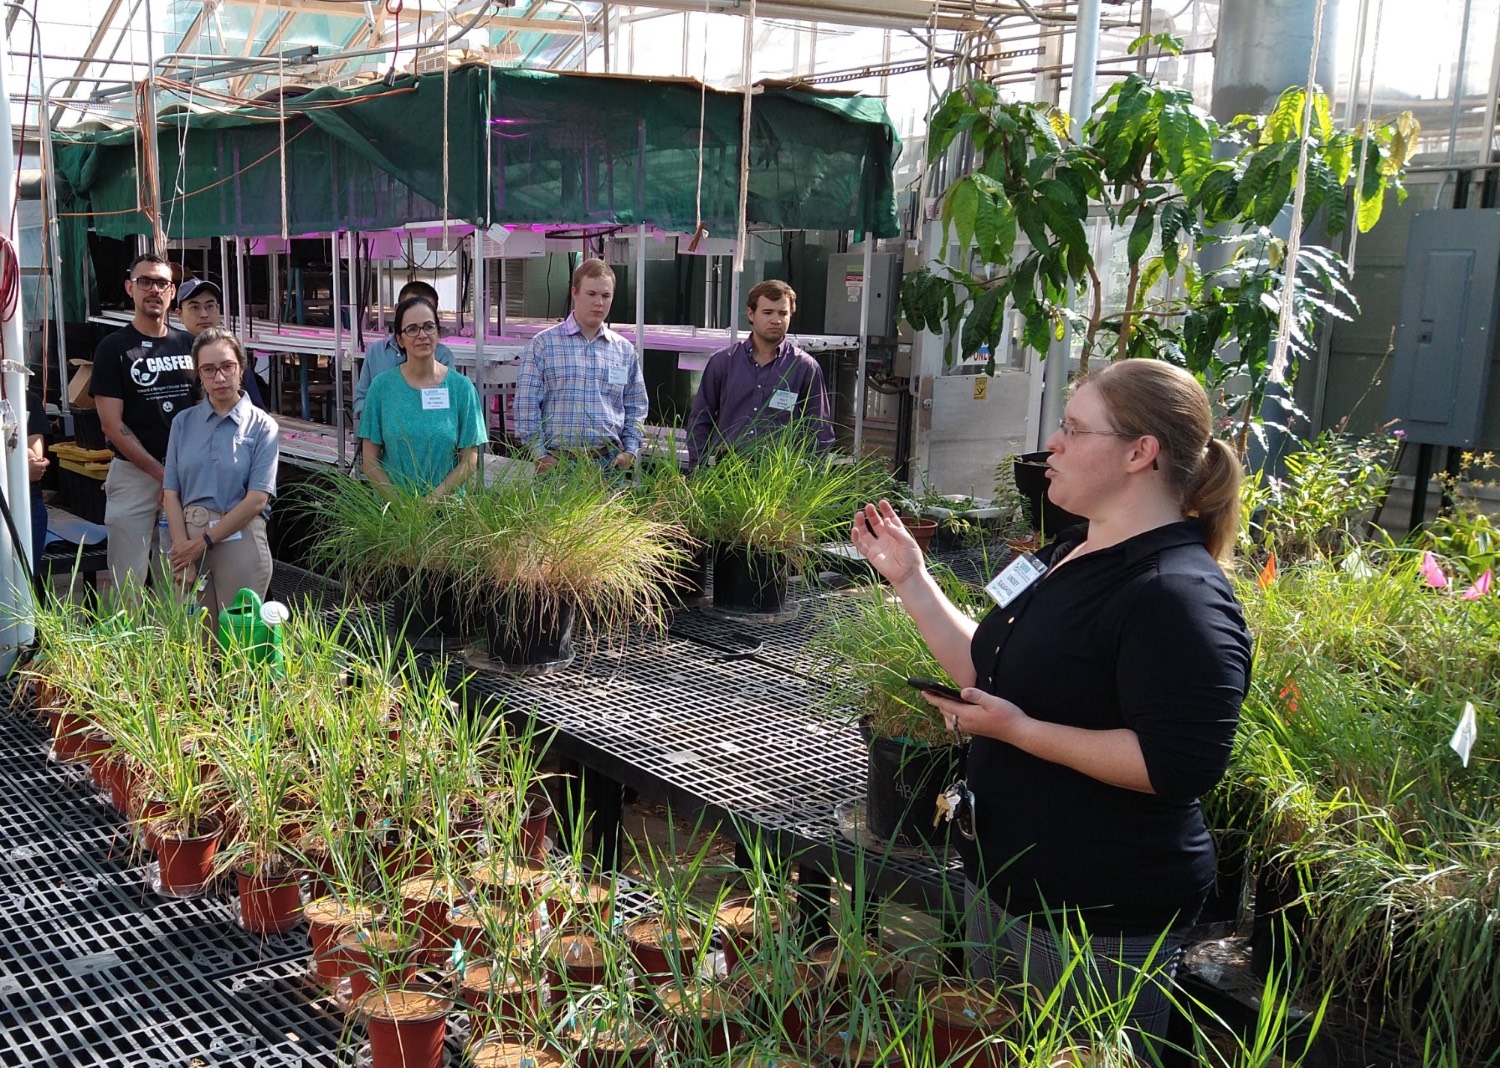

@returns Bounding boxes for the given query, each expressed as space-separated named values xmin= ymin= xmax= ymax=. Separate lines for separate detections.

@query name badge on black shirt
xmin=985 ymin=553 xmax=1047 ymax=608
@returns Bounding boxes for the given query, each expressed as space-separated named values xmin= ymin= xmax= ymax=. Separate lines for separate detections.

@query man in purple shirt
xmin=685 ymin=279 xmax=834 ymax=468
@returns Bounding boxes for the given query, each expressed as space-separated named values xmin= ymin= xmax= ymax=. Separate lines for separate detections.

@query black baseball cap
xmin=176 ymin=278 xmax=222 ymax=306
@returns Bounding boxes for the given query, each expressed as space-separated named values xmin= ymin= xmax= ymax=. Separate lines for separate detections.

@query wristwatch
xmin=203 ymin=532 xmax=215 ymax=550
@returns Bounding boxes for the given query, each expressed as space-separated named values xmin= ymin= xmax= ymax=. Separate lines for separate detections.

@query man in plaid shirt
xmin=515 ymin=258 xmax=648 ymax=474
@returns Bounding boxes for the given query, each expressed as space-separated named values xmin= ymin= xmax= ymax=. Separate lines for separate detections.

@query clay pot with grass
xmin=358 ymin=987 xmax=450 ymax=1068
xmin=920 ymin=980 xmax=1022 ymax=1068
xmin=652 ymin=978 xmax=749 ymax=1059
xmin=624 ymin=912 xmax=707 ymax=982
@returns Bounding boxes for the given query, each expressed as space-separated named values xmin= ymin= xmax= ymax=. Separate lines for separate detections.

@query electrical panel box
xmin=1387 ymin=210 xmax=1500 ymax=447
xmin=824 ymin=251 xmax=901 ymax=336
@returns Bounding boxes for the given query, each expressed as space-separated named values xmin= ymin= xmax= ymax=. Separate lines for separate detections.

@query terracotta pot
xmin=520 ymin=789 xmax=553 ymax=862
xmin=81 ymin=731 xmax=114 ymax=790
xmin=150 ymin=816 xmax=224 ymax=896
xmin=624 ymin=914 xmax=704 ymax=983
xmin=359 ymin=988 xmax=448 ymax=1068
xmin=808 ymin=936 xmax=902 ymax=1007
xmin=899 ymin=515 xmax=940 ymax=555
xmin=460 ymin=962 xmax=548 ymax=1039
xmin=342 ymin=927 xmax=417 ymax=1008
xmin=653 ymin=978 xmax=747 ymax=1059
xmin=399 ymin=875 xmax=465 ymax=950
xmin=565 ymin=1021 xmax=656 ymax=1068
xmin=817 ymin=1027 xmax=898 ymax=1068
xmin=50 ymin=709 xmax=89 ymax=763
xmin=469 ymin=1038 xmax=566 ymax=1068
xmin=553 ymin=930 xmax=610 ymax=992
xmin=136 ymin=797 xmax=170 ymax=853
xmin=728 ymin=1048 xmax=821 ymax=1068
xmin=714 ymin=893 xmax=781 ymax=974
xmin=470 ymin=856 xmax=550 ymax=909
xmin=767 ymin=961 xmax=824 ymax=1046
xmin=105 ymin=756 xmax=137 ymax=815
xmin=448 ymin=900 xmax=538 ymax=957
xmin=922 ymin=983 xmax=1020 ymax=1067
xmin=539 ymin=874 xmax=613 ymax=931
xmin=238 ymin=867 xmax=304 ymax=934
xmin=304 ymin=897 xmax=380 ymax=985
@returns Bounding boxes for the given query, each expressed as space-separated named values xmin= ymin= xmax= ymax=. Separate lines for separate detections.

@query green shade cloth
xmin=51 ymin=67 xmax=901 ymax=320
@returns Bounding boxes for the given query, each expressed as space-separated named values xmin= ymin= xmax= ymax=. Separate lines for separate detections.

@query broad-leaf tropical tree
xmin=901 ymin=35 xmax=1418 ymax=449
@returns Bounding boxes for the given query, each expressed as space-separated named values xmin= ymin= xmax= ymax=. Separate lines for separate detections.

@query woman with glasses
xmin=850 ymin=359 xmax=1251 ymax=1055
xmin=359 ymin=295 xmax=486 ymax=497
xmin=163 ymin=327 xmax=279 ymax=615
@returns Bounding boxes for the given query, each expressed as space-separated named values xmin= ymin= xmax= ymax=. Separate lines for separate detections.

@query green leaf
xmin=949 ymin=177 xmax=980 ymax=256
xmin=1128 ymin=202 xmax=1155 ymax=265
xmin=1157 ymin=103 xmax=1215 ymax=197
xmin=974 ymin=187 xmax=998 ymax=263
xmin=1357 ymin=186 xmax=1385 ymax=232
xmin=960 ymin=284 xmax=1007 ymax=361
xmin=1265 ymin=88 xmax=1305 ymax=143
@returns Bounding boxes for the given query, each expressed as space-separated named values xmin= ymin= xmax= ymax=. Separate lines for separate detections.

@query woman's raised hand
xmin=850 ymin=499 xmax=924 ymax=587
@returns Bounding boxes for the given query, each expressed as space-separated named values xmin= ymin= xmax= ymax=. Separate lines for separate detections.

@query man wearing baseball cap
xmin=175 ymin=277 xmax=267 ymax=408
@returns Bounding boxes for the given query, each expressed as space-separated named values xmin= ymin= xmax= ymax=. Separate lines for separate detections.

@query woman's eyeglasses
xmin=1057 ymin=419 xmax=1133 ymax=441
xmin=198 ymin=363 xmax=238 ymax=380
xmin=400 ymin=322 xmax=440 ymax=338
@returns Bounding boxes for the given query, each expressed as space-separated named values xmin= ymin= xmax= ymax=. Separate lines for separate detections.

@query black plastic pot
xmin=1012 ymin=451 xmax=1085 ymax=536
xmin=864 ymin=733 xmax=964 ymax=849
xmin=711 ymin=543 xmax=790 ymax=617
xmin=484 ymin=591 xmax=576 ymax=673
xmin=394 ymin=570 xmax=469 ymax=648
xmin=664 ymin=543 xmax=711 ymax=607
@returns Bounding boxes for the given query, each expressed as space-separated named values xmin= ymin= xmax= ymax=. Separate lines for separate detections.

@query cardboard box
xmin=66 ymin=359 xmax=94 ymax=409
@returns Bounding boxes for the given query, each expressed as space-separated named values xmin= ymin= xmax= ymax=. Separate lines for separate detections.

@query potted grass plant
xmin=691 ymin=428 xmax=887 ymax=619
xmin=445 ymin=461 xmax=686 ymax=672
xmin=807 ymin=567 xmax=987 ymax=849
xmin=208 ymin=693 xmax=306 ymax=933
xmin=309 ymin=480 xmax=472 ymax=648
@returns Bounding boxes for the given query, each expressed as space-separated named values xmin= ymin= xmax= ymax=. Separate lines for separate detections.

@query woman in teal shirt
xmin=359 ymin=296 xmax=486 ymax=496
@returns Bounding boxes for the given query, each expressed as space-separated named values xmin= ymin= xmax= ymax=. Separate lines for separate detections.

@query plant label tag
xmin=421 ymin=387 xmax=450 ymax=410
xmin=985 ymin=554 xmax=1046 ymax=608
xmin=606 ymin=364 xmax=630 ymax=386
xmin=1450 ymin=701 xmax=1479 ymax=767
xmin=768 ymin=388 xmax=798 ymax=412
xmin=207 ymin=520 xmax=242 ymax=543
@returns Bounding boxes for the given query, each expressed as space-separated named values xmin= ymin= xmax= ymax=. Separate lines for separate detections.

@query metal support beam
xmin=853 ymin=238 xmax=874 ymax=454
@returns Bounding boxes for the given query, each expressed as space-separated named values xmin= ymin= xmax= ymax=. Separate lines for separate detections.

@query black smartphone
xmin=907 ymin=677 xmax=964 ymax=701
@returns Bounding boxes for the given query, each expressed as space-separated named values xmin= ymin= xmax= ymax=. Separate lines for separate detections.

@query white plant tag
xmin=768 ymin=388 xmax=798 ymax=411
xmin=1450 ymin=701 xmax=1478 ymax=767
xmin=421 ymin=387 xmax=450 ymax=410
xmin=985 ymin=554 xmax=1046 ymax=608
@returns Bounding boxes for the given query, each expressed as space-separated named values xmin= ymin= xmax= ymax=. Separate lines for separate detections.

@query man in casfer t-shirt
xmin=89 ymin=253 xmax=196 ymax=592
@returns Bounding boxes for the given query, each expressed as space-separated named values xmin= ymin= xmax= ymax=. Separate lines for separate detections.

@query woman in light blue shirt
xmin=164 ymin=327 xmax=280 ymax=614
xmin=359 ymin=296 xmax=486 ymax=497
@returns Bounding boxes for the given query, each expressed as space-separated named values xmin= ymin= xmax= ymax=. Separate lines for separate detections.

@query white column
xmin=0 ymin=53 xmax=34 ymax=666
xmin=852 ymin=237 xmax=874 ymax=454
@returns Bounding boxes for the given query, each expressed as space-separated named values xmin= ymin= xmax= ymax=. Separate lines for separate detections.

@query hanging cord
xmin=1268 ymin=0 xmax=1329 ymax=386
xmin=1345 ymin=0 xmax=1385 ymax=278
xmin=279 ymin=49 xmax=289 ymax=241
xmin=688 ymin=0 xmax=710 ymax=252
xmin=732 ymin=0 xmax=757 ymax=275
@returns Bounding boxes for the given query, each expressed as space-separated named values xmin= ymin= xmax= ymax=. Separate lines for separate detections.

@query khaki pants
xmin=103 ymin=458 xmax=172 ymax=595
xmin=182 ymin=507 xmax=273 ymax=617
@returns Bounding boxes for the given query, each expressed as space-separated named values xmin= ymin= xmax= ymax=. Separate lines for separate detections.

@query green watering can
xmin=217 ymin=588 xmax=290 ymax=675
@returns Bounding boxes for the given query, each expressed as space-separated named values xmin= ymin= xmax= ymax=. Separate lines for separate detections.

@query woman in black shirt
xmin=851 ymin=360 xmax=1251 ymax=1051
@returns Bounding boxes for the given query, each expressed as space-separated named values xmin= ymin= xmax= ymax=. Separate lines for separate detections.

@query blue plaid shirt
xmin=515 ymin=314 xmax=648 ymax=458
